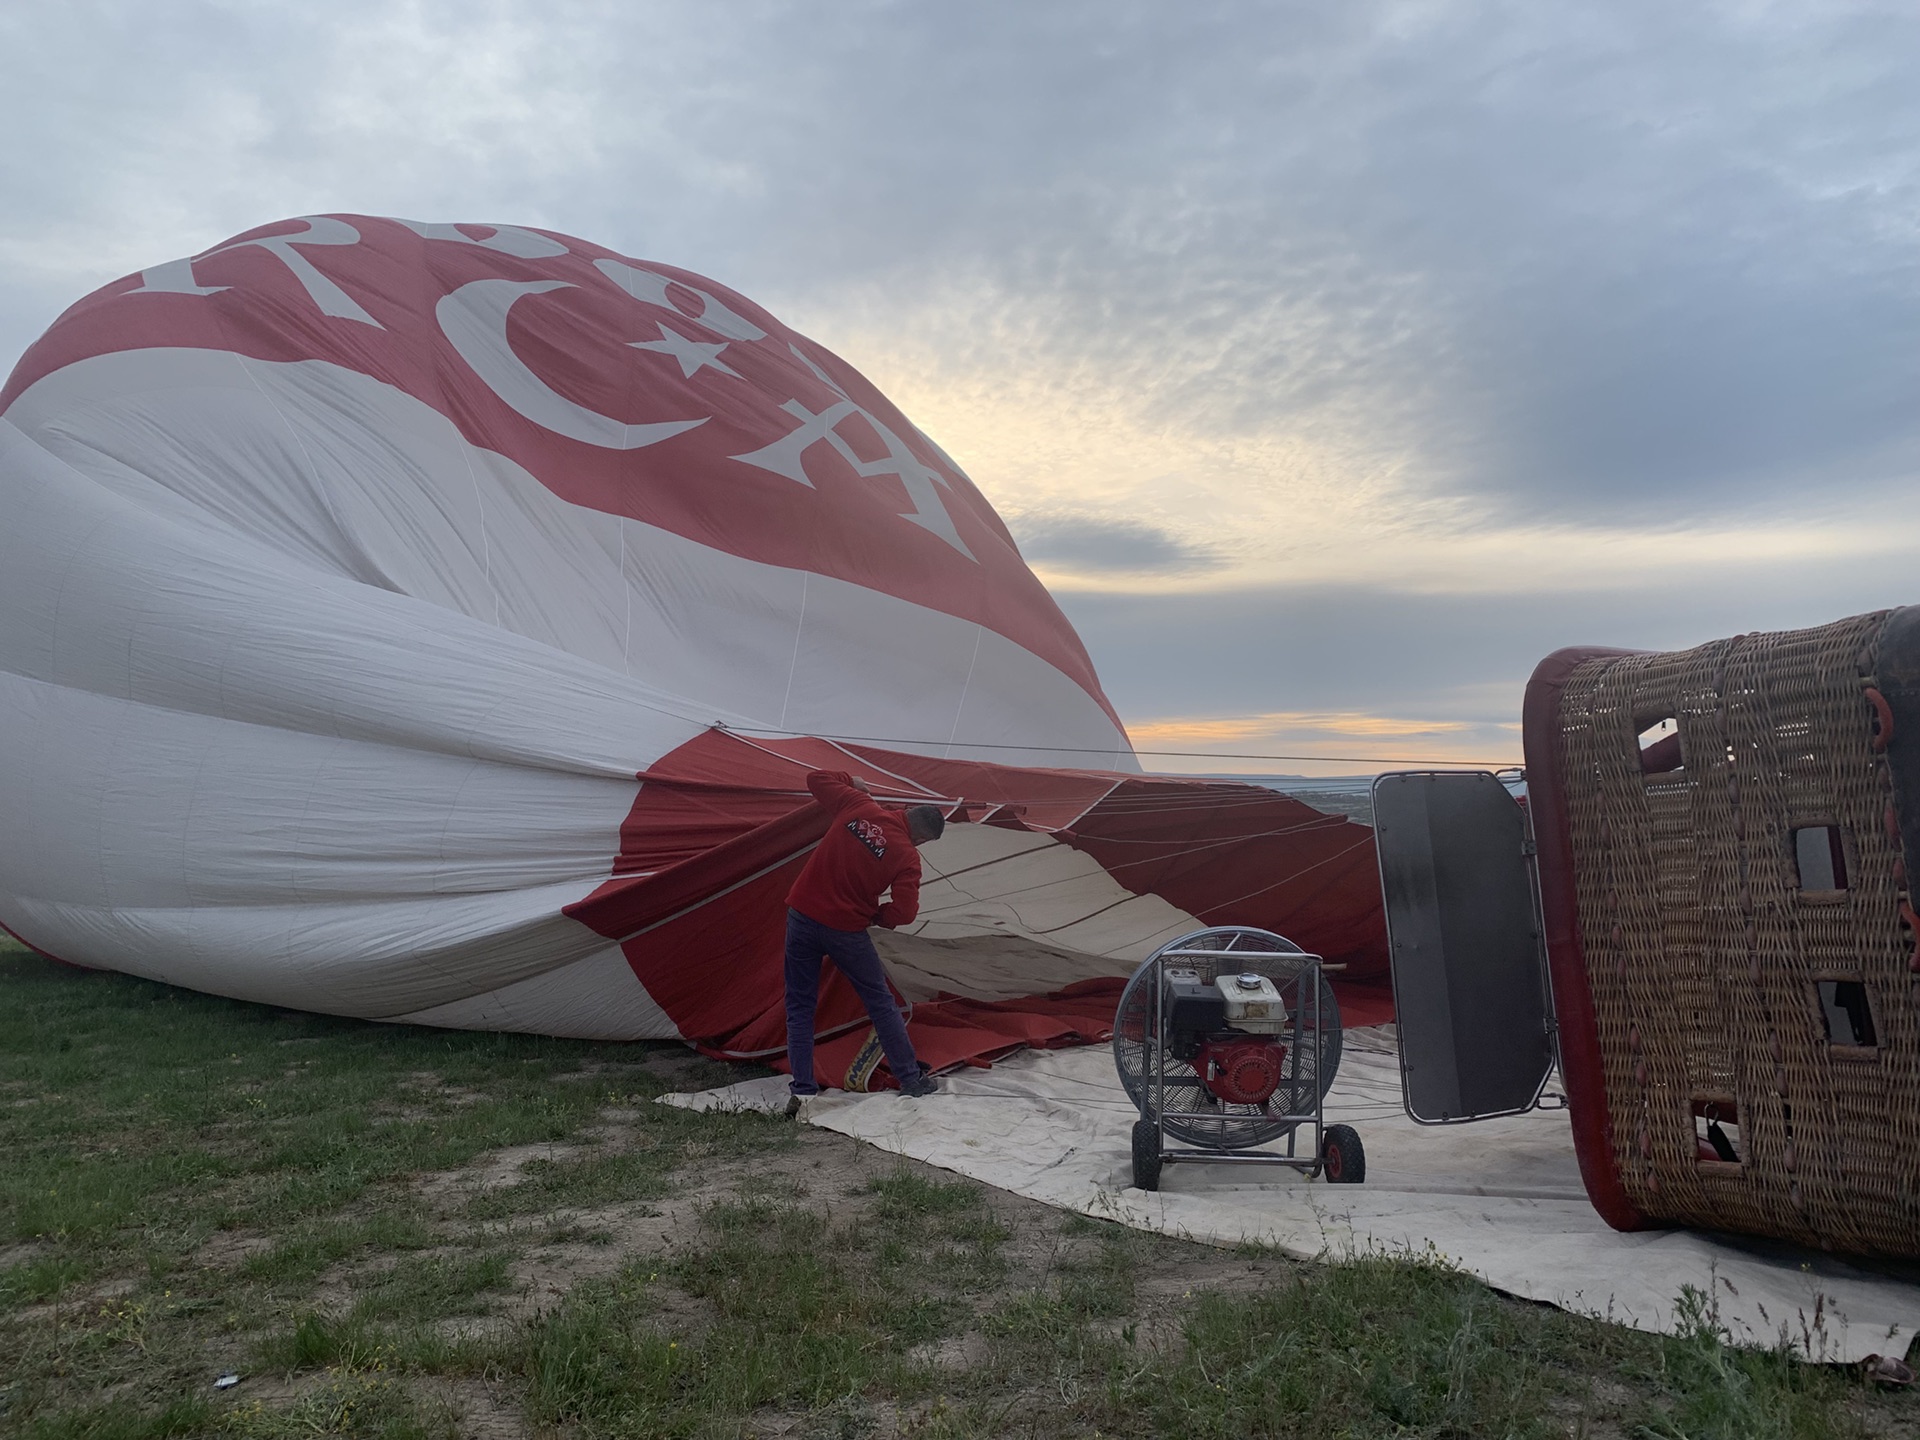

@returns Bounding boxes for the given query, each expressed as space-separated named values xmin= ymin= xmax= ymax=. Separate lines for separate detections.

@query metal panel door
xmin=1371 ymin=771 xmax=1554 ymax=1123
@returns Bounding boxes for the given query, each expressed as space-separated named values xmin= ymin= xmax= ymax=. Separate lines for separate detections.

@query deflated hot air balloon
xmin=0 ymin=216 xmax=1387 ymax=1079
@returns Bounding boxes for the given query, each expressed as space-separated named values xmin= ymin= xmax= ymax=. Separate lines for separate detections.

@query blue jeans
xmin=783 ymin=908 xmax=924 ymax=1096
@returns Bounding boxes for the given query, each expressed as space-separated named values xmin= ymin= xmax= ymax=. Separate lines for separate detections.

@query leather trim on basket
xmin=1873 ymin=607 xmax=1920 ymax=907
xmin=1524 ymin=646 xmax=1655 ymax=1233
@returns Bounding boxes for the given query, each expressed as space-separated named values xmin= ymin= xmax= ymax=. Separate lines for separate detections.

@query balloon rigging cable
xmin=719 ymin=723 xmax=1517 ymax=769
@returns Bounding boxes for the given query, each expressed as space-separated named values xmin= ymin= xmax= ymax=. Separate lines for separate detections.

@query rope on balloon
xmin=719 ymin=722 xmax=1517 ymax=769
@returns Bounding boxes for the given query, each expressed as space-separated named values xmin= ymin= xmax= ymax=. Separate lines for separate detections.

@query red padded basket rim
xmin=1523 ymin=646 xmax=1654 ymax=1233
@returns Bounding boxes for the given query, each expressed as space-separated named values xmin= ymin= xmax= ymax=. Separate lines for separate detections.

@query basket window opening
xmin=1691 ymin=1096 xmax=1741 ymax=1165
xmin=1816 ymin=979 xmax=1877 ymax=1048
xmin=1637 ymin=717 xmax=1683 ymax=777
xmin=1792 ymin=825 xmax=1850 ymax=892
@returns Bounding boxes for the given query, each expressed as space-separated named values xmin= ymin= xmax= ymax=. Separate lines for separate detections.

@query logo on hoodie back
xmin=846 ymin=817 xmax=888 ymax=860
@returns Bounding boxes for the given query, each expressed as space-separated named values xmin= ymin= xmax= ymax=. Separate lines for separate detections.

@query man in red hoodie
xmin=784 ymin=769 xmax=946 ymax=1110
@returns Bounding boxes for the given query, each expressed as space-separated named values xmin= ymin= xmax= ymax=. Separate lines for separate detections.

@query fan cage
xmin=1113 ymin=926 xmax=1343 ymax=1150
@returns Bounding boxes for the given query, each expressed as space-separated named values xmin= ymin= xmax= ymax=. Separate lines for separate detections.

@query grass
xmin=1113 ymin=1258 xmax=1582 ymax=1438
xmin=2 ymin=937 xmax=1915 ymax=1438
xmin=0 ymin=940 xmax=779 ymax=1437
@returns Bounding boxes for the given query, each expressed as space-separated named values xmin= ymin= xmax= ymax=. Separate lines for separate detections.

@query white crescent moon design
xmin=436 ymin=278 xmax=707 ymax=450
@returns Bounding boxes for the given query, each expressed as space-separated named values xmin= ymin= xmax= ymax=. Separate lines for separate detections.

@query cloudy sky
xmin=5 ymin=1 xmax=1918 ymax=774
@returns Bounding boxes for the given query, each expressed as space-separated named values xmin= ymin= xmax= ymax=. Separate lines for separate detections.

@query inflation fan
xmin=1113 ymin=926 xmax=1363 ymax=1190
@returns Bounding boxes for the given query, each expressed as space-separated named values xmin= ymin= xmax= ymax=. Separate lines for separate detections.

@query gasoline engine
xmin=1162 ymin=968 xmax=1293 ymax=1107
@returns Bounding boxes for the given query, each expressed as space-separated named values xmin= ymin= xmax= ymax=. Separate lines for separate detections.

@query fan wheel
xmin=1131 ymin=1118 xmax=1163 ymax=1191
xmin=1322 ymin=1123 xmax=1365 ymax=1184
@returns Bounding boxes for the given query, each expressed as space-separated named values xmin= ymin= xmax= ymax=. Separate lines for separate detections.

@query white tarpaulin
xmin=666 ymin=1027 xmax=1920 ymax=1362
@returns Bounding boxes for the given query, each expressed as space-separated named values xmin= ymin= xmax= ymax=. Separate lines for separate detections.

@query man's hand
xmin=850 ymin=776 xmax=871 ymax=794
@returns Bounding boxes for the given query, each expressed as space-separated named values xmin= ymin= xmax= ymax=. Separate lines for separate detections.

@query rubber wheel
xmin=1131 ymin=1118 xmax=1164 ymax=1192
xmin=1322 ymin=1124 xmax=1365 ymax=1184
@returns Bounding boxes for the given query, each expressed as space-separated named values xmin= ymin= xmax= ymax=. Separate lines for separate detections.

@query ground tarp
xmin=665 ymin=1027 xmax=1920 ymax=1363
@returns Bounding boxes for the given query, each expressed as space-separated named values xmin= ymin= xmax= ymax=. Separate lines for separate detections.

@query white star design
xmin=629 ymin=322 xmax=739 ymax=379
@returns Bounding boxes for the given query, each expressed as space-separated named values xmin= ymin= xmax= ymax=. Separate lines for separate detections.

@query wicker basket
xmin=1524 ymin=609 xmax=1920 ymax=1257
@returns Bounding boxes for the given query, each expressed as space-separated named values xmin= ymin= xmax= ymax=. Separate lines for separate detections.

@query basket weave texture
xmin=1555 ymin=610 xmax=1920 ymax=1256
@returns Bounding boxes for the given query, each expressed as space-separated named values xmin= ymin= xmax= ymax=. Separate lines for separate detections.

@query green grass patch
xmin=523 ymin=1261 xmax=940 ymax=1437
xmin=1081 ymin=1255 xmax=1887 ymax=1440
xmin=1109 ymin=1256 xmax=1577 ymax=1438
xmin=239 ymin=1209 xmax=438 ymax=1286
xmin=257 ymin=1309 xmax=393 ymax=1373
xmin=864 ymin=1168 xmax=986 ymax=1220
xmin=864 ymin=1168 xmax=1010 ymax=1289
xmin=0 ymin=1249 xmax=96 ymax=1309
xmin=224 ymin=1374 xmax=450 ymax=1440
xmin=514 ymin=1192 xmax=1008 ymax=1436
xmin=1630 ymin=1286 xmax=1879 ymax=1440
xmin=461 ymin=1149 xmax=675 ymax=1221
xmin=19 ymin=1394 xmax=217 ymax=1440
xmin=3 ymin=945 xmax=1915 ymax=1440
xmin=350 ymin=1250 xmax=513 ymax=1322
xmin=0 ymin=948 xmax=768 ymax=1434
xmin=674 ymin=1199 xmax=951 ymax=1343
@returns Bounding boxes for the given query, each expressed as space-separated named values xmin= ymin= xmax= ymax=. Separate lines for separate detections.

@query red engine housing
xmin=1197 ymin=1035 xmax=1289 ymax=1107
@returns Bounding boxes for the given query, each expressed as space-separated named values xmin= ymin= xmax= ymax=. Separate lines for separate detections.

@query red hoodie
xmin=786 ymin=770 xmax=923 ymax=931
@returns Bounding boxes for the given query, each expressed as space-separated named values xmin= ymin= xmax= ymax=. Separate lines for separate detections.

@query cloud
xmin=1056 ymin=553 xmax=1918 ymax=773
xmin=7 ymin=5 xmax=1919 ymax=539
xmin=4 ymin=0 xmax=1919 ymax=761
xmin=747 ymin=1 xmax=1920 ymax=535
xmin=1120 ymin=710 xmax=1518 ymax=777
xmin=1006 ymin=512 xmax=1221 ymax=577
xmin=1130 ymin=713 xmax=1475 ymax=744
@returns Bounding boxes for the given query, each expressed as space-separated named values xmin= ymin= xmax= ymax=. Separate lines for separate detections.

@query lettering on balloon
xmin=129 ymin=217 xmax=383 ymax=327
xmin=387 ymin=219 xmax=571 ymax=260
xmin=733 ymin=344 xmax=976 ymax=560
xmin=105 ymin=214 xmax=979 ymax=561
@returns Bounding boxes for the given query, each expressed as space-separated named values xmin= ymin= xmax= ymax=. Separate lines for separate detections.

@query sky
xmin=4 ymin=0 xmax=1918 ymax=775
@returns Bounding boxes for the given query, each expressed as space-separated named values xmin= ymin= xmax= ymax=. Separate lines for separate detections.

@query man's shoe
xmin=783 ymin=1094 xmax=803 ymax=1120
xmin=899 ymin=1073 xmax=939 ymax=1099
